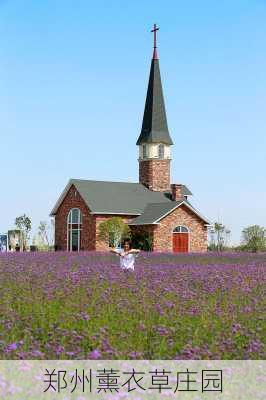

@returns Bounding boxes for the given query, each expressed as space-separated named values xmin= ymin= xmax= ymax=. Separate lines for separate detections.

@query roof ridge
xmin=71 ymin=178 xmax=140 ymax=185
xmin=143 ymin=200 xmax=179 ymax=207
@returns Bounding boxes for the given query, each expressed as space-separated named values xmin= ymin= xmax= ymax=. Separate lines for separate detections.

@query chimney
xmin=171 ymin=184 xmax=184 ymax=201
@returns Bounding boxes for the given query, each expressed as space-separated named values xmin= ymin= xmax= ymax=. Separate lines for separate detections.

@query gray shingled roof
xmin=129 ymin=199 xmax=210 ymax=225
xmin=50 ymin=179 xmax=210 ymax=224
xmin=181 ymin=185 xmax=193 ymax=196
xmin=50 ymin=179 xmax=173 ymax=216
xmin=136 ymin=58 xmax=173 ymax=145
xmin=128 ymin=201 xmax=183 ymax=225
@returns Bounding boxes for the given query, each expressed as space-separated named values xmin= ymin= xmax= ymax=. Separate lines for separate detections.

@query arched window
xmin=173 ymin=226 xmax=189 ymax=233
xmin=158 ymin=144 xmax=164 ymax=159
xmin=67 ymin=208 xmax=82 ymax=251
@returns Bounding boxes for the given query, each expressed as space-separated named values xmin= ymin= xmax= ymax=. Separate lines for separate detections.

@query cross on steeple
xmin=136 ymin=23 xmax=173 ymax=148
xmin=151 ymin=23 xmax=159 ymax=59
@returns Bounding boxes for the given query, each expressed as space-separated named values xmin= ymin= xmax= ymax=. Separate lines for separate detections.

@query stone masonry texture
xmin=139 ymin=159 xmax=171 ymax=192
xmin=171 ymin=184 xmax=184 ymax=201
xmin=153 ymin=204 xmax=207 ymax=252
xmin=130 ymin=204 xmax=207 ymax=252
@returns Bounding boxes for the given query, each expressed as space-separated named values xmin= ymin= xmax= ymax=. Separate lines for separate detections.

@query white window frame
xmin=67 ymin=208 xmax=82 ymax=251
xmin=173 ymin=225 xmax=189 ymax=233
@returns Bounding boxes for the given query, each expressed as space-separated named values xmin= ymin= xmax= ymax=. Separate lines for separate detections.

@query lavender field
xmin=0 ymin=252 xmax=265 ymax=360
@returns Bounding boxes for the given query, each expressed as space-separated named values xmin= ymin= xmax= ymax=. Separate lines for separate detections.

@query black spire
xmin=136 ymin=25 xmax=173 ymax=146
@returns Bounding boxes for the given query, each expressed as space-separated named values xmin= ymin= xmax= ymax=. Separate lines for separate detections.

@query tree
xmin=15 ymin=214 xmax=32 ymax=251
xmin=214 ymin=222 xmax=225 ymax=251
xmin=131 ymin=232 xmax=153 ymax=251
xmin=242 ymin=225 xmax=266 ymax=252
xmin=98 ymin=217 xmax=131 ymax=248
xmin=37 ymin=219 xmax=55 ymax=250
xmin=225 ymin=229 xmax=231 ymax=248
xmin=209 ymin=222 xmax=231 ymax=251
xmin=38 ymin=221 xmax=50 ymax=249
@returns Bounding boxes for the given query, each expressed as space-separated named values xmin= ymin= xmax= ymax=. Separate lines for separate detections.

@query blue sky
xmin=1 ymin=0 xmax=266 ymax=244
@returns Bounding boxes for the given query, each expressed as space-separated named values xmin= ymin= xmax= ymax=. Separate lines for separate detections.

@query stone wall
xmin=139 ymin=159 xmax=171 ymax=191
xmin=153 ymin=204 xmax=208 ymax=252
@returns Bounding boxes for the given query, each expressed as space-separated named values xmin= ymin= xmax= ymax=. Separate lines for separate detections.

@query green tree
xmin=131 ymin=232 xmax=153 ymax=251
xmin=214 ymin=222 xmax=225 ymax=251
xmin=37 ymin=219 xmax=55 ymax=250
xmin=38 ymin=221 xmax=50 ymax=249
xmin=98 ymin=217 xmax=131 ymax=248
xmin=242 ymin=225 xmax=266 ymax=252
xmin=15 ymin=214 xmax=32 ymax=251
xmin=209 ymin=222 xmax=230 ymax=251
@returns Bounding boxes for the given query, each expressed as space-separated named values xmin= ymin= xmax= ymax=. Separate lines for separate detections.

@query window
xmin=143 ymin=144 xmax=147 ymax=158
xmin=173 ymin=226 xmax=189 ymax=233
xmin=67 ymin=208 xmax=82 ymax=251
xmin=158 ymin=144 xmax=164 ymax=159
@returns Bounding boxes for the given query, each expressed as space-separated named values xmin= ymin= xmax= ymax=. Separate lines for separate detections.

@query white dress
xmin=117 ymin=249 xmax=136 ymax=271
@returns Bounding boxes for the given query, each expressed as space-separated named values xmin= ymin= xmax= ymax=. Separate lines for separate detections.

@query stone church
xmin=50 ymin=26 xmax=210 ymax=252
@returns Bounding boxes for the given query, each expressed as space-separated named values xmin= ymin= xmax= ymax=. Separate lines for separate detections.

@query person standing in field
xmin=110 ymin=239 xmax=140 ymax=271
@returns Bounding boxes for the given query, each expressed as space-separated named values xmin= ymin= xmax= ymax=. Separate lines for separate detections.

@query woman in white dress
xmin=110 ymin=239 xmax=140 ymax=271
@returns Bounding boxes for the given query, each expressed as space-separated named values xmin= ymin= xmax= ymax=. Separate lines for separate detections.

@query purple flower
xmin=80 ymin=312 xmax=90 ymax=321
xmin=88 ymin=349 xmax=101 ymax=360
xmin=0 ymin=251 xmax=265 ymax=360
xmin=5 ymin=342 xmax=17 ymax=352
xmin=65 ymin=351 xmax=76 ymax=357
xmin=232 ymin=323 xmax=242 ymax=334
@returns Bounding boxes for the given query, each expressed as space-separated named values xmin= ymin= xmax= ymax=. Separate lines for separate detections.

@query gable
xmin=158 ymin=201 xmax=211 ymax=225
xmin=55 ymin=184 xmax=90 ymax=215
xmin=129 ymin=200 xmax=210 ymax=225
xmin=128 ymin=201 xmax=183 ymax=225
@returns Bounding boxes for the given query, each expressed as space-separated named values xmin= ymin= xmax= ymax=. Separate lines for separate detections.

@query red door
xmin=173 ymin=233 xmax=189 ymax=253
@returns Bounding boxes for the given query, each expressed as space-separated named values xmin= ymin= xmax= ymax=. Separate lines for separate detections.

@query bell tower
xmin=137 ymin=24 xmax=173 ymax=192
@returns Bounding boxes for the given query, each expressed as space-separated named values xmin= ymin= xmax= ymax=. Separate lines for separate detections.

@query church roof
xmin=129 ymin=200 xmax=210 ymax=225
xmin=50 ymin=179 xmax=193 ymax=217
xmin=128 ymin=201 xmax=183 ymax=225
xmin=50 ymin=179 xmax=172 ymax=216
xmin=136 ymin=55 xmax=173 ymax=146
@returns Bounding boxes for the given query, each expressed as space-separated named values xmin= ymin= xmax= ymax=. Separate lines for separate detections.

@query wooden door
xmin=173 ymin=233 xmax=189 ymax=253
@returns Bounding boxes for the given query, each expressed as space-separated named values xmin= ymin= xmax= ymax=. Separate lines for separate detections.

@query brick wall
xmin=54 ymin=185 xmax=207 ymax=253
xmin=55 ymin=188 xmax=136 ymax=251
xmin=153 ymin=204 xmax=208 ymax=252
xmin=139 ymin=159 xmax=171 ymax=191
xmin=171 ymin=184 xmax=184 ymax=201
xmin=54 ymin=185 xmax=96 ymax=251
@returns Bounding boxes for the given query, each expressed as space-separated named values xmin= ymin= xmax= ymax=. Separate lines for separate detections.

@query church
xmin=50 ymin=25 xmax=210 ymax=252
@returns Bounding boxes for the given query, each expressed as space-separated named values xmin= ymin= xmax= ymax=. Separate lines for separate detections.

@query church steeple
xmin=136 ymin=24 xmax=173 ymax=146
xmin=137 ymin=25 xmax=173 ymax=192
